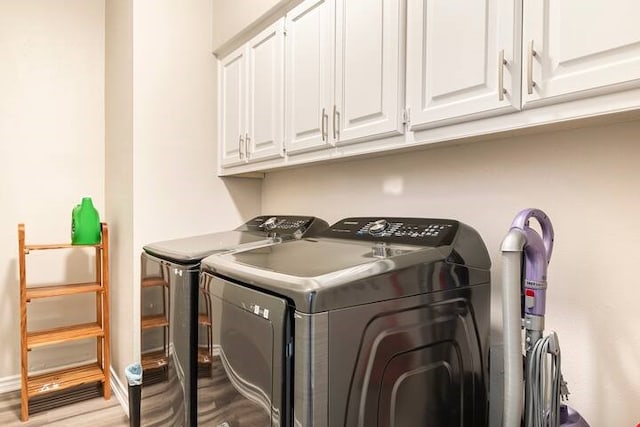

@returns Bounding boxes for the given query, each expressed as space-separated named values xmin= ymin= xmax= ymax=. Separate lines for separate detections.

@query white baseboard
xmin=0 ymin=374 xmax=20 ymax=394
xmin=110 ymin=366 xmax=129 ymax=417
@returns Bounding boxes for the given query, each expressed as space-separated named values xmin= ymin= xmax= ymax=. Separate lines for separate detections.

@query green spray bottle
xmin=71 ymin=197 xmax=101 ymax=245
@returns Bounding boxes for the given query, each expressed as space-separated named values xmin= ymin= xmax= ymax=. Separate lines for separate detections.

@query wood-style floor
xmin=0 ymin=389 xmax=128 ymax=426
xmin=0 ymin=352 xmax=268 ymax=426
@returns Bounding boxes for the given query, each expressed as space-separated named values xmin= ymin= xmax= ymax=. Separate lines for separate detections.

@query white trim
xmin=0 ymin=374 xmax=20 ymax=394
xmin=110 ymin=366 xmax=129 ymax=417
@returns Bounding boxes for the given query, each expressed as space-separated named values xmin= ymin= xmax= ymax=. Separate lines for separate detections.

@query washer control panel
xmin=322 ymin=217 xmax=459 ymax=246
xmin=239 ymin=215 xmax=327 ymax=237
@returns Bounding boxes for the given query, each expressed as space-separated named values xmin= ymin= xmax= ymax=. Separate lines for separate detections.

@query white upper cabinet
xmin=285 ymin=0 xmax=405 ymax=153
xmin=284 ymin=0 xmax=334 ymax=155
xmin=218 ymin=0 xmax=640 ymax=175
xmin=406 ymin=0 xmax=520 ymax=130
xmin=523 ymin=0 xmax=640 ymax=107
xmin=218 ymin=45 xmax=247 ymax=167
xmin=219 ymin=18 xmax=285 ymax=167
xmin=334 ymin=0 xmax=404 ymax=144
xmin=247 ymin=19 xmax=285 ymax=161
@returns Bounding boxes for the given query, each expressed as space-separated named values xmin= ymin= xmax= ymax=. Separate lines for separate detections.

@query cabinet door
xmin=406 ymin=0 xmax=519 ymax=130
xmin=522 ymin=0 xmax=640 ymax=108
xmin=284 ymin=0 xmax=334 ymax=155
xmin=218 ymin=45 xmax=248 ymax=167
xmin=334 ymin=0 xmax=404 ymax=144
xmin=247 ymin=18 xmax=285 ymax=162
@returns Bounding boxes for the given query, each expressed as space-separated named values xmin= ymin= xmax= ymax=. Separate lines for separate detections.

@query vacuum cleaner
xmin=501 ymin=208 xmax=589 ymax=427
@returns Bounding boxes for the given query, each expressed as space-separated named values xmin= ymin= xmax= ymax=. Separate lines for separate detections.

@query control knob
xmin=262 ymin=216 xmax=279 ymax=230
xmin=368 ymin=219 xmax=389 ymax=235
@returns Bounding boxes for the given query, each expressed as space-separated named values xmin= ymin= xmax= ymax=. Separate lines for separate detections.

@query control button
xmin=262 ymin=216 xmax=278 ymax=230
xmin=525 ymin=289 xmax=535 ymax=309
xmin=368 ymin=219 xmax=389 ymax=235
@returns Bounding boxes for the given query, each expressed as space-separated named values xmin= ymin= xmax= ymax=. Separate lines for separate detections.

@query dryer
xmin=138 ymin=215 xmax=328 ymax=426
xmin=200 ymin=217 xmax=492 ymax=426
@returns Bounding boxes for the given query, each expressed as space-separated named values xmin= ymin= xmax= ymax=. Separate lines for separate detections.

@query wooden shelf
xmin=18 ymin=222 xmax=111 ymax=421
xmin=141 ymin=351 xmax=169 ymax=370
xmin=141 ymin=314 xmax=168 ymax=329
xmin=27 ymin=322 xmax=103 ymax=349
xmin=25 ymin=243 xmax=102 ymax=252
xmin=26 ymin=282 xmax=102 ymax=300
xmin=198 ymin=314 xmax=211 ymax=326
xmin=27 ymin=363 xmax=105 ymax=398
xmin=198 ymin=347 xmax=212 ymax=364
xmin=142 ymin=277 xmax=169 ymax=288
xmin=140 ymin=261 xmax=170 ymax=386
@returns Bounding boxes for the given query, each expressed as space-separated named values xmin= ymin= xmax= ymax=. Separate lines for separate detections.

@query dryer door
xmin=200 ymin=273 xmax=292 ymax=427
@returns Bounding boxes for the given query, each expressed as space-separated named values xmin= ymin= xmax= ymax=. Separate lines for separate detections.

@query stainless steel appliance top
xmin=142 ymin=215 xmax=328 ymax=264
xmin=201 ymin=217 xmax=491 ymax=313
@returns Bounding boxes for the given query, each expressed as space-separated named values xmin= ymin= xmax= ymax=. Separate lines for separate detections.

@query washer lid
xmin=143 ymin=231 xmax=275 ymax=264
xmin=201 ymin=216 xmax=491 ymax=313
xmin=201 ymin=238 xmax=449 ymax=311
xmin=210 ymin=238 xmax=437 ymax=277
xmin=142 ymin=215 xmax=329 ymax=264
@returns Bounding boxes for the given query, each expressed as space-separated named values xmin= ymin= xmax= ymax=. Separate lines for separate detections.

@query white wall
xmin=212 ymin=0 xmax=286 ymax=51
xmin=0 ymin=0 xmax=105 ymax=383
xmin=105 ymin=0 xmax=135 ymax=393
xmin=262 ymin=119 xmax=640 ymax=426
xmin=132 ymin=0 xmax=262 ymax=251
xmin=104 ymin=0 xmax=262 ymax=389
xmin=0 ymin=0 xmax=263 ymax=395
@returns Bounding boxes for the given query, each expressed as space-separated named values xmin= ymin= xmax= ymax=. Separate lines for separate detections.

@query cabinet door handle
xmin=527 ymin=40 xmax=537 ymax=95
xmin=321 ymin=108 xmax=327 ymax=142
xmin=245 ymin=133 xmax=250 ymax=160
xmin=238 ymin=134 xmax=245 ymax=159
xmin=498 ymin=49 xmax=507 ymax=101
xmin=333 ymin=105 xmax=340 ymax=140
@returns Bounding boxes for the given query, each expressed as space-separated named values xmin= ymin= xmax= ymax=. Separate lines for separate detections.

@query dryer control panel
xmin=322 ymin=217 xmax=460 ymax=246
xmin=238 ymin=215 xmax=329 ymax=239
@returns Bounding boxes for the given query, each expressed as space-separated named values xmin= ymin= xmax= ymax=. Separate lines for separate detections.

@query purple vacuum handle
xmin=510 ymin=208 xmax=555 ymax=316
xmin=511 ymin=208 xmax=554 ymax=261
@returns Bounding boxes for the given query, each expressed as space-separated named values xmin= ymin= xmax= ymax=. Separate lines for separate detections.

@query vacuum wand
xmin=501 ymin=209 xmax=556 ymax=426
xmin=501 ymin=209 xmax=589 ymax=427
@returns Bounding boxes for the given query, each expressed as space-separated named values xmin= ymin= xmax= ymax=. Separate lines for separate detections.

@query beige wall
xmin=132 ymin=0 xmax=261 ymax=251
xmin=0 ymin=0 xmax=263 ymax=395
xmin=212 ymin=0 xmax=287 ymax=51
xmin=104 ymin=0 xmax=262 ymax=390
xmin=262 ymin=119 xmax=640 ymax=426
xmin=105 ymin=0 xmax=135 ymax=392
xmin=0 ymin=0 xmax=105 ymax=383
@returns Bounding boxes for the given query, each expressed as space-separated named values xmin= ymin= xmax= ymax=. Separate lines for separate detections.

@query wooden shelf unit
xmin=141 ymin=350 xmax=169 ymax=370
xmin=18 ymin=223 xmax=111 ymax=421
xmin=141 ymin=314 xmax=169 ymax=329
xmin=140 ymin=266 xmax=170 ymax=382
xmin=198 ymin=285 xmax=213 ymax=376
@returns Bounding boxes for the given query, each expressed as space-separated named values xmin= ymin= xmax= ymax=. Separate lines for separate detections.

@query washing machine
xmin=199 ymin=216 xmax=492 ymax=427
xmin=138 ymin=215 xmax=328 ymax=426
